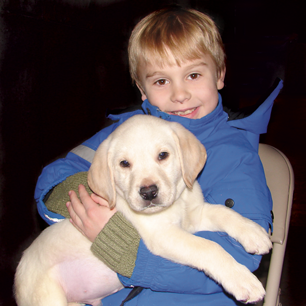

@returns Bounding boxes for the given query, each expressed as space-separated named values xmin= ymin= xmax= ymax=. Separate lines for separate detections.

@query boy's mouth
xmin=169 ymin=107 xmax=197 ymax=117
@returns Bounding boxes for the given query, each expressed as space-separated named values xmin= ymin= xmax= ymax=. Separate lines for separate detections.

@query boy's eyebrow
xmin=146 ymin=71 xmax=162 ymax=79
xmin=185 ymin=61 xmax=208 ymax=70
xmin=145 ymin=61 xmax=208 ymax=79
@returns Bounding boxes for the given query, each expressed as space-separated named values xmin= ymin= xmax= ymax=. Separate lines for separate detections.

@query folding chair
xmin=257 ymin=143 xmax=294 ymax=306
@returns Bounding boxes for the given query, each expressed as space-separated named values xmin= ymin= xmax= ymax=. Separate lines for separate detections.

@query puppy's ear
xmin=88 ymin=138 xmax=116 ymax=208
xmin=172 ymin=123 xmax=207 ymax=188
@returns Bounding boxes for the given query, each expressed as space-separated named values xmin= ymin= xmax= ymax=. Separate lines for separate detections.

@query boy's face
xmin=137 ymin=54 xmax=225 ymax=119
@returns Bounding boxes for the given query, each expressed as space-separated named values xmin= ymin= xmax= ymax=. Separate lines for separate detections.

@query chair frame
xmin=258 ymin=144 xmax=294 ymax=306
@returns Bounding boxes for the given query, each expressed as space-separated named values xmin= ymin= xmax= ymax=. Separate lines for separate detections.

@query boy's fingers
xmin=68 ymin=190 xmax=85 ymax=216
xmin=78 ymin=184 xmax=95 ymax=210
xmin=66 ymin=201 xmax=79 ymax=222
xmin=67 ymin=201 xmax=85 ymax=232
xmin=78 ymin=184 xmax=88 ymax=197
xmin=69 ymin=217 xmax=85 ymax=237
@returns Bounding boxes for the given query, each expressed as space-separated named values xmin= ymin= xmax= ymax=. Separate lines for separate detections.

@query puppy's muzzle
xmin=139 ymin=185 xmax=158 ymax=202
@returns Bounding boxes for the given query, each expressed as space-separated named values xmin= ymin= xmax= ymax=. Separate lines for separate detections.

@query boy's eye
xmin=155 ymin=79 xmax=168 ymax=86
xmin=188 ymin=73 xmax=200 ymax=80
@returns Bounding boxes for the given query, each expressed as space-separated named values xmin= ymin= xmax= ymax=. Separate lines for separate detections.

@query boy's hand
xmin=66 ymin=184 xmax=117 ymax=242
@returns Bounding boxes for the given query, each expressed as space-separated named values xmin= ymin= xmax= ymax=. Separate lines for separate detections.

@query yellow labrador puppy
xmin=15 ymin=115 xmax=272 ymax=306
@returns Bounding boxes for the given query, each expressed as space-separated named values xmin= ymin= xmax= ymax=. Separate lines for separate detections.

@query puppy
xmin=15 ymin=115 xmax=272 ymax=306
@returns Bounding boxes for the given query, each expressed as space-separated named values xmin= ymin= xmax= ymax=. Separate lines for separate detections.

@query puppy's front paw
xmin=236 ymin=220 xmax=272 ymax=255
xmin=223 ymin=263 xmax=266 ymax=304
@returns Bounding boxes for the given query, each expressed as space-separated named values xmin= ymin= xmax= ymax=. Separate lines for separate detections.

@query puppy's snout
xmin=139 ymin=185 xmax=158 ymax=201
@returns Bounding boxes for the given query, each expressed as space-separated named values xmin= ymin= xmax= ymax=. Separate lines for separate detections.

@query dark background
xmin=0 ymin=0 xmax=305 ymax=305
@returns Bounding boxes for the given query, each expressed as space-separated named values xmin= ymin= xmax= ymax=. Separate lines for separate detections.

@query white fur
xmin=15 ymin=115 xmax=272 ymax=305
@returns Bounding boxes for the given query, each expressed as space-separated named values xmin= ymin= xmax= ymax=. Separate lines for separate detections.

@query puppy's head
xmin=88 ymin=115 xmax=207 ymax=213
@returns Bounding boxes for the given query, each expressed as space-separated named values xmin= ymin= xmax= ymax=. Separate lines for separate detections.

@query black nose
xmin=139 ymin=185 xmax=158 ymax=201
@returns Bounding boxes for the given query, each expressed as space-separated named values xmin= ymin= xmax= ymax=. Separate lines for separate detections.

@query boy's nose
xmin=170 ymin=84 xmax=191 ymax=103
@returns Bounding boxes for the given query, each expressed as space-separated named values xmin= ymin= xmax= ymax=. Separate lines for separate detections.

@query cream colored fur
xmin=15 ymin=115 xmax=272 ymax=305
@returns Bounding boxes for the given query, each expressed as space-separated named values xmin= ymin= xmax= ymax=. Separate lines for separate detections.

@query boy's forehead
xmin=142 ymin=47 xmax=203 ymax=67
xmin=139 ymin=52 xmax=215 ymax=75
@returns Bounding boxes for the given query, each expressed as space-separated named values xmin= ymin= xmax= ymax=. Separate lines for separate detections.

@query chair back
xmin=258 ymin=143 xmax=294 ymax=306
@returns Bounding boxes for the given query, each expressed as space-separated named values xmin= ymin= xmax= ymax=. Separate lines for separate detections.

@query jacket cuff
xmin=91 ymin=212 xmax=140 ymax=278
xmin=45 ymin=172 xmax=91 ymax=218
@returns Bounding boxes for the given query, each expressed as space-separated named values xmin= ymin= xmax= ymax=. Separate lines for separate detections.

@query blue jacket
xmin=35 ymin=80 xmax=283 ymax=305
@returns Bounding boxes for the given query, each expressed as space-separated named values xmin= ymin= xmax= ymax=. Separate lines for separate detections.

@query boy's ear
xmin=136 ymin=83 xmax=148 ymax=101
xmin=217 ymin=68 xmax=226 ymax=90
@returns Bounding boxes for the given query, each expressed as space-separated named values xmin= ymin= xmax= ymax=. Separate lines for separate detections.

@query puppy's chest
xmin=126 ymin=198 xmax=188 ymax=233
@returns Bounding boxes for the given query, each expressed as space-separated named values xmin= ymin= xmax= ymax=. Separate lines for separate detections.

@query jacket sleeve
xmin=118 ymin=143 xmax=272 ymax=295
xmin=118 ymin=224 xmax=268 ymax=295
xmin=34 ymin=123 xmax=118 ymax=225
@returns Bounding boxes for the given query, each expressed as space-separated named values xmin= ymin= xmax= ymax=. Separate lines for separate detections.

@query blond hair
xmin=128 ymin=7 xmax=226 ymax=85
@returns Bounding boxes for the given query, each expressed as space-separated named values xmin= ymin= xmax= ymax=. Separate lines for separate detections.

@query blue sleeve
xmin=118 ymin=219 xmax=268 ymax=295
xmin=34 ymin=123 xmax=118 ymax=225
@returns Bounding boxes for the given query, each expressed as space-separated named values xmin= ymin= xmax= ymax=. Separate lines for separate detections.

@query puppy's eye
xmin=158 ymin=152 xmax=169 ymax=161
xmin=120 ymin=160 xmax=130 ymax=168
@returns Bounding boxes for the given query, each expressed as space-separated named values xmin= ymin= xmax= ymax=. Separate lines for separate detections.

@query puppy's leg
xmin=15 ymin=273 xmax=68 ymax=306
xmin=146 ymin=226 xmax=265 ymax=303
xmin=187 ymin=203 xmax=272 ymax=255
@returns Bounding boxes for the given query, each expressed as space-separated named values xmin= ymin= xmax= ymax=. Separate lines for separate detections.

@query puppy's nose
xmin=139 ymin=185 xmax=158 ymax=201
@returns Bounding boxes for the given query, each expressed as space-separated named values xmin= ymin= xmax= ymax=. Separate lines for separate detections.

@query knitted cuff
xmin=45 ymin=172 xmax=92 ymax=218
xmin=91 ymin=212 xmax=141 ymax=278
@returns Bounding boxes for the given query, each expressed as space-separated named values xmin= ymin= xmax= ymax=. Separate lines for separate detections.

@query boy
xmin=35 ymin=6 xmax=283 ymax=305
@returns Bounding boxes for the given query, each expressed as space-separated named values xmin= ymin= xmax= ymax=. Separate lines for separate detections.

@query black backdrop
xmin=0 ymin=0 xmax=305 ymax=304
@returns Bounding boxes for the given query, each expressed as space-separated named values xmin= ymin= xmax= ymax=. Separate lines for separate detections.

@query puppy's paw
xmin=223 ymin=264 xmax=266 ymax=304
xmin=236 ymin=220 xmax=272 ymax=255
